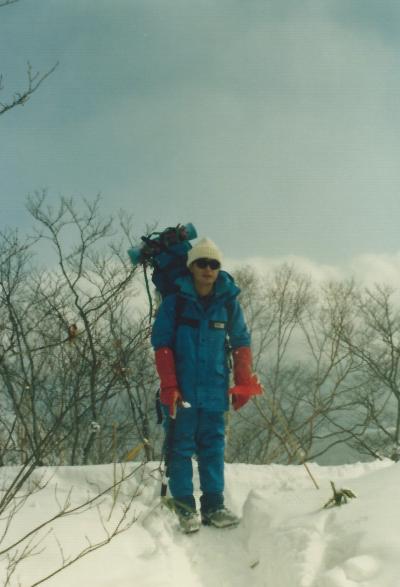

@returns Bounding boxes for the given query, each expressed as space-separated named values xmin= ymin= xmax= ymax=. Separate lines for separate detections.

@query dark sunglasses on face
xmin=194 ymin=258 xmax=221 ymax=270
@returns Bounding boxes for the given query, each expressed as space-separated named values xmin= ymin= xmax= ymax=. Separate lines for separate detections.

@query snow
xmin=1 ymin=458 xmax=399 ymax=587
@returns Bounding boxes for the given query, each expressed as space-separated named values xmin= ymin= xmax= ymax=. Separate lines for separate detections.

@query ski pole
xmin=161 ymin=398 xmax=191 ymax=497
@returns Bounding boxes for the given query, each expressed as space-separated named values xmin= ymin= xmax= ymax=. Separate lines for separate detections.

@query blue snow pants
xmin=163 ymin=407 xmax=225 ymax=513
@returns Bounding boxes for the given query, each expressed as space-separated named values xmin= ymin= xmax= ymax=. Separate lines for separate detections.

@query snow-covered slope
xmin=1 ymin=459 xmax=398 ymax=587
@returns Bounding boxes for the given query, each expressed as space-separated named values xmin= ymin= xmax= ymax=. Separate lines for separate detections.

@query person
xmin=151 ymin=237 xmax=262 ymax=533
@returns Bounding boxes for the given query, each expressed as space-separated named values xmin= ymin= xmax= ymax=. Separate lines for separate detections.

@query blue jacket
xmin=151 ymin=271 xmax=251 ymax=411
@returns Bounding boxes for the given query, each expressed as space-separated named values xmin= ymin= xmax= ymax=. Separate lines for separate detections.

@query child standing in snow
xmin=151 ymin=238 xmax=262 ymax=533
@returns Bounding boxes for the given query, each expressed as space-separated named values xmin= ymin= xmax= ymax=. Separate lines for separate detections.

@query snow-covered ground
xmin=1 ymin=458 xmax=399 ymax=587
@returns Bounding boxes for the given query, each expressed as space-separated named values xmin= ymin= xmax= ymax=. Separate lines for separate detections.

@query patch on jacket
xmin=209 ymin=321 xmax=226 ymax=330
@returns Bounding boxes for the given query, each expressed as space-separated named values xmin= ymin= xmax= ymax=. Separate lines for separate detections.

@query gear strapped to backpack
xmin=128 ymin=223 xmax=197 ymax=299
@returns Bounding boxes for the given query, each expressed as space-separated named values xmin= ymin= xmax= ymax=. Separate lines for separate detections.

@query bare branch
xmin=0 ymin=61 xmax=59 ymax=117
xmin=0 ymin=0 xmax=19 ymax=7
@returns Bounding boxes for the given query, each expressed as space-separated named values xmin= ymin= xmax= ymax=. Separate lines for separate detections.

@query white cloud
xmin=226 ymin=251 xmax=400 ymax=290
xmin=348 ymin=252 xmax=400 ymax=290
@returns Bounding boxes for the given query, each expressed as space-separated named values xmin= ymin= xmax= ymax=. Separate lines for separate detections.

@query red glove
xmin=229 ymin=347 xmax=262 ymax=410
xmin=159 ymin=387 xmax=182 ymax=417
xmin=155 ymin=347 xmax=182 ymax=417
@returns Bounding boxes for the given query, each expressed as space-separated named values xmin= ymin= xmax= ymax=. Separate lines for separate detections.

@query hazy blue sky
xmin=2 ymin=0 xmax=400 ymax=268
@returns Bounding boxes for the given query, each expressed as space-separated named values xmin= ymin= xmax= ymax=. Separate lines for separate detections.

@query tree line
xmin=2 ymin=199 xmax=400 ymax=471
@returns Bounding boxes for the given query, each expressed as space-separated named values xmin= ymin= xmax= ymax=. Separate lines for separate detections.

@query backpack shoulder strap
xmin=175 ymin=295 xmax=200 ymax=329
xmin=225 ymin=297 xmax=235 ymax=328
xmin=175 ymin=294 xmax=186 ymax=326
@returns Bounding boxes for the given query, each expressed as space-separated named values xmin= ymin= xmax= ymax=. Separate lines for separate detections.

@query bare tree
xmin=295 ymin=278 xmax=364 ymax=461
xmin=333 ymin=284 xmax=400 ymax=460
xmin=0 ymin=196 xmax=158 ymax=584
xmin=1 ymin=193 xmax=164 ymax=483
xmin=227 ymin=265 xmax=319 ymax=464
xmin=0 ymin=193 xmax=160 ymax=467
xmin=226 ymin=266 xmax=364 ymax=465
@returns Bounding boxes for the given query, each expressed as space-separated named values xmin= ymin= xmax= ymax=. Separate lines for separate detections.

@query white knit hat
xmin=186 ymin=237 xmax=223 ymax=267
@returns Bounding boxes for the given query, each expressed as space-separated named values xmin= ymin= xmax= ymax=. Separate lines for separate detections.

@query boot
xmin=174 ymin=496 xmax=200 ymax=534
xmin=201 ymin=506 xmax=240 ymax=528
xmin=176 ymin=509 xmax=201 ymax=533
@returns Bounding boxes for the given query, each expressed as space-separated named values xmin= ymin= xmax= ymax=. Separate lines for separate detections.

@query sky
xmin=2 ymin=0 xmax=400 ymax=274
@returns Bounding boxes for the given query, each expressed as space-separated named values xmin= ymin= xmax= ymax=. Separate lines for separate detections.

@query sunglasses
xmin=194 ymin=258 xmax=221 ymax=270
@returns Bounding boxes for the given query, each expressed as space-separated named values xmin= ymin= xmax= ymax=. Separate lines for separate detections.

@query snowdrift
xmin=0 ymin=458 xmax=399 ymax=586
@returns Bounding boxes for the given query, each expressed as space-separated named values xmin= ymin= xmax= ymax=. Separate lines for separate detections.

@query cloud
xmin=348 ymin=253 xmax=400 ymax=290
xmin=225 ymin=251 xmax=400 ymax=291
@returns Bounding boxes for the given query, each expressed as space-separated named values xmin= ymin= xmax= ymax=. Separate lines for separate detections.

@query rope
xmin=143 ymin=264 xmax=154 ymax=325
